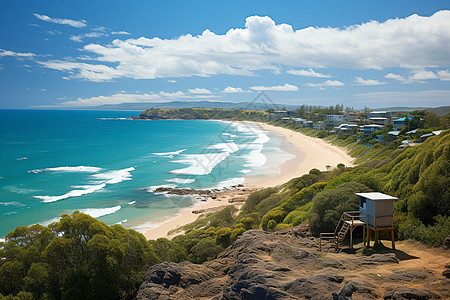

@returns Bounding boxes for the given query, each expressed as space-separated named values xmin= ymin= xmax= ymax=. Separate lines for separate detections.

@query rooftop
xmin=356 ymin=192 xmax=398 ymax=201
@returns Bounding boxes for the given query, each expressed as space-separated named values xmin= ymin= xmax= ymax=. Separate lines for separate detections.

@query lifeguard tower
xmin=356 ymin=192 xmax=397 ymax=249
xmin=319 ymin=192 xmax=397 ymax=251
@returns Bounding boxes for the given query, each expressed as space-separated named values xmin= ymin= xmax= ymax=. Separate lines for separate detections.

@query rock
xmin=228 ymin=197 xmax=246 ymax=203
xmin=443 ymin=235 xmax=450 ymax=250
xmin=384 ymin=287 xmax=440 ymax=299
xmin=442 ymin=268 xmax=450 ymax=278
xmin=387 ymin=270 xmax=432 ymax=282
xmin=338 ymin=280 xmax=375 ymax=298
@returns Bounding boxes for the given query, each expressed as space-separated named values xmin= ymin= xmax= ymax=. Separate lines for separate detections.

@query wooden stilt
xmin=367 ymin=228 xmax=371 ymax=247
xmin=363 ymin=224 xmax=366 ymax=246
xmin=391 ymin=229 xmax=395 ymax=250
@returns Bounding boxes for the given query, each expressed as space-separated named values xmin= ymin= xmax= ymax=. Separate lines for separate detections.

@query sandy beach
xmin=141 ymin=122 xmax=354 ymax=240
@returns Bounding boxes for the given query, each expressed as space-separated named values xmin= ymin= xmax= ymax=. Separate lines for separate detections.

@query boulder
xmin=384 ymin=287 xmax=440 ymax=299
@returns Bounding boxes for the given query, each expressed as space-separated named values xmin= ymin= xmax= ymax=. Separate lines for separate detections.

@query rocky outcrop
xmin=139 ymin=225 xmax=445 ymax=299
xmin=384 ymin=287 xmax=440 ymax=299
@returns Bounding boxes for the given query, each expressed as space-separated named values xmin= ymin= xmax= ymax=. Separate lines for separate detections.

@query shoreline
xmin=140 ymin=121 xmax=354 ymax=240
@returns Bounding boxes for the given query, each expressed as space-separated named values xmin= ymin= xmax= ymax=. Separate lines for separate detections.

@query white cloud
xmin=385 ymin=73 xmax=409 ymax=83
xmin=222 ymin=86 xmax=247 ymax=93
xmin=353 ymin=77 xmax=386 ymax=86
xmin=58 ymin=89 xmax=218 ymax=107
xmin=33 ymin=13 xmax=87 ymax=28
xmin=0 ymin=49 xmax=35 ymax=58
xmin=287 ymin=68 xmax=331 ymax=78
xmin=410 ymin=70 xmax=438 ymax=81
xmin=188 ymin=88 xmax=212 ymax=94
xmin=355 ymin=90 xmax=450 ymax=107
xmin=38 ymin=11 xmax=450 ymax=81
xmin=437 ymin=70 xmax=450 ymax=81
xmin=305 ymin=80 xmax=344 ymax=88
xmin=250 ymin=83 xmax=298 ymax=91
xmin=111 ymin=31 xmax=131 ymax=35
xmin=70 ymin=32 xmax=107 ymax=43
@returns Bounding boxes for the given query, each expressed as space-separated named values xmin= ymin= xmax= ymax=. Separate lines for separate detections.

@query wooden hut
xmin=356 ymin=192 xmax=397 ymax=249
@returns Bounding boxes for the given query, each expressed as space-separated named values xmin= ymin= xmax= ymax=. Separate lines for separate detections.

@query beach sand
xmin=141 ymin=122 xmax=354 ymax=240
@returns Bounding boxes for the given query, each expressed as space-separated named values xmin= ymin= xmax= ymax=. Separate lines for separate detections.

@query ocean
xmin=0 ymin=110 xmax=293 ymax=237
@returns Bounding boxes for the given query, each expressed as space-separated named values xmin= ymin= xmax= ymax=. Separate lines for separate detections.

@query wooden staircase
xmin=319 ymin=211 xmax=365 ymax=251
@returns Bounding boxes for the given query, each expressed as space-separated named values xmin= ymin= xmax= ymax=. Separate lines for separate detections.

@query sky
xmin=1 ymin=0 xmax=450 ymax=109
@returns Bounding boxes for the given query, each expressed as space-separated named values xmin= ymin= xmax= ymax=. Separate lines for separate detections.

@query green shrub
xmin=240 ymin=217 xmax=255 ymax=230
xmin=230 ymin=228 xmax=246 ymax=242
xmin=215 ymin=228 xmax=232 ymax=248
xmin=261 ymin=209 xmax=286 ymax=230
xmin=275 ymin=224 xmax=291 ymax=231
xmin=267 ymin=220 xmax=277 ymax=232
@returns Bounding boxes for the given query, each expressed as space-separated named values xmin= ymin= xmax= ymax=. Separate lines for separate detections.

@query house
xmin=392 ymin=116 xmax=412 ymax=129
xmin=335 ymin=123 xmax=358 ymax=133
xmin=369 ymin=117 xmax=390 ymax=126
xmin=326 ymin=115 xmax=345 ymax=127
xmin=313 ymin=121 xmax=325 ymax=130
xmin=366 ymin=111 xmax=390 ymax=119
xmin=358 ymin=124 xmax=385 ymax=135
xmin=304 ymin=121 xmax=313 ymax=128
xmin=291 ymin=118 xmax=306 ymax=124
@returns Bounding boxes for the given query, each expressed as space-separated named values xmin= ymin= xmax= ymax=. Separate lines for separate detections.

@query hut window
xmin=360 ymin=198 xmax=366 ymax=209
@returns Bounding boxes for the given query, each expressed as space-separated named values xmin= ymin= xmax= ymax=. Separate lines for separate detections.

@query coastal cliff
xmin=137 ymin=225 xmax=449 ymax=299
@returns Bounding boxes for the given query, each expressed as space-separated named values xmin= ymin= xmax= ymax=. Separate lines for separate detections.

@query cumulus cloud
xmin=353 ymin=77 xmax=386 ymax=86
xmin=355 ymin=90 xmax=450 ymax=107
xmin=59 ymin=90 xmax=218 ymax=107
xmin=111 ymin=31 xmax=131 ymax=35
xmin=305 ymin=80 xmax=344 ymax=88
xmin=188 ymin=88 xmax=212 ymax=94
xmin=385 ymin=73 xmax=409 ymax=83
xmin=250 ymin=83 xmax=298 ymax=91
xmin=70 ymin=32 xmax=106 ymax=43
xmin=33 ymin=13 xmax=87 ymax=28
xmin=437 ymin=70 xmax=450 ymax=81
xmin=222 ymin=86 xmax=247 ymax=93
xmin=38 ymin=11 xmax=450 ymax=81
xmin=0 ymin=49 xmax=35 ymax=58
xmin=386 ymin=70 xmax=450 ymax=83
xmin=287 ymin=68 xmax=331 ymax=78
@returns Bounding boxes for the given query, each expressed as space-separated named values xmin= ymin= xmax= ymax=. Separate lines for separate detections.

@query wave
xmin=98 ymin=117 xmax=129 ymax=120
xmin=166 ymin=178 xmax=196 ymax=184
xmin=17 ymin=157 xmax=28 ymax=161
xmin=0 ymin=201 xmax=25 ymax=207
xmin=243 ymin=149 xmax=267 ymax=168
xmin=115 ymin=219 xmax=128 ymax=225
xmin=79 ymin=205 xmax=121 ymax=218
xmin=30 ymin=166 xmax=102 ymax=174
xmin=207 ymin=142 xmax=239 ymax=153
xmin=238 ymin=169 xmax=251 ymax=174
xmin=152 ymin=149 xmax=186 ymax=158
xmin=222 ymin=132 xmax=238 ymax=138
xmin=251 ymin=132 xmax=270 ymax=144
xmin=39 ymin=217 xmax=61 ymax=227
xmin=90 ymin=167 xmax=135 ymax=184
xmin=4 ymin=186 xmax=39 ymax=194
xmin=170 ymin=152 xmax=230 ymax=175
xmin=211 ymin=177 xmax=245 ymax=189
xmin=0 ymin=238 xmax=5 ymax=243
xmin=128 ymin=201 xmax=136 ymax=205
xmin=34 ymin=183 xmax=106 ymax=203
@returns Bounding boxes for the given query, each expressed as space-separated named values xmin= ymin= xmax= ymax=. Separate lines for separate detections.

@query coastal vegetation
xmin=1 ymin=107 xmax=448 ymax=299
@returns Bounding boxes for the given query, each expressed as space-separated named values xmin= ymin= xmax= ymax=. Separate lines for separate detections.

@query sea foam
xmin=79 ymin=205 xmax=121 ymax=218
xmin=211 ymin=177 xmax=245 ymax=189
xmin=90 ymin=167 xmax=135 ymax=184
xmin=29 ymin=166 xmax=102 ymax=174
xmin=207 ymin=142 xmax=239 ymax=153
xmin=34 ymin=183 xmax=106 ymax=203
xmin=152 ymin=149 xmax=186 ymax=158
xmin=166 ymin=178 xmax=196 ymax=184
xmin=170 ymin=152 xmax=230 ymax=175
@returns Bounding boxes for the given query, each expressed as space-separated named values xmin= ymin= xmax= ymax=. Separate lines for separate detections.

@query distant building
xmin=313 ymin=121 xmax=325 ymax=130
xmin=392 ymin=116 xmax=412 ymax=129
xmin=304 ymin=121 xmax=313 ymax=128
xmin=291 ymin=118 xmax=306 ymax=124
xmin=335 ymin=123 xmax=358 ymax=133
xmin=359 ymin=124 xmax=385 ymax=135
xmin=366 ymin=111 xmax=391 ymax=119
xmin=344 ymin=112 xmax=361 ymax=122
xmin=369 ymin=117 xmax=390 ymax=126
xmin=326 ymin=115 xmax=345 ymax=127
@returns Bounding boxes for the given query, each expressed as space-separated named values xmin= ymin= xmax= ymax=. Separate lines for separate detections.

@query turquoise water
xmin=0 ymin=110 xmax=290 ymax=237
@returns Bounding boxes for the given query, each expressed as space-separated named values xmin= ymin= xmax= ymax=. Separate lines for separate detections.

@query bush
xmin=230 ymin=228 xmax=246 ymax=242
xmin=240 ymin=217 xmax=255 ymax=230
xmin=215 ymin=228 xmax=232 ymax=248
xmin=261 ymin=209 xmax=286 ymax=231
xmin=267 ymin=220 xmax=277 ymax=232
xmin=275 ymin=224 xmax=291 ymax=231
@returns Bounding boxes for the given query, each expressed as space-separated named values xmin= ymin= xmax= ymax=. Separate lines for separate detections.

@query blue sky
xmin=1 ymin=0 xmax=449 ymax=109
